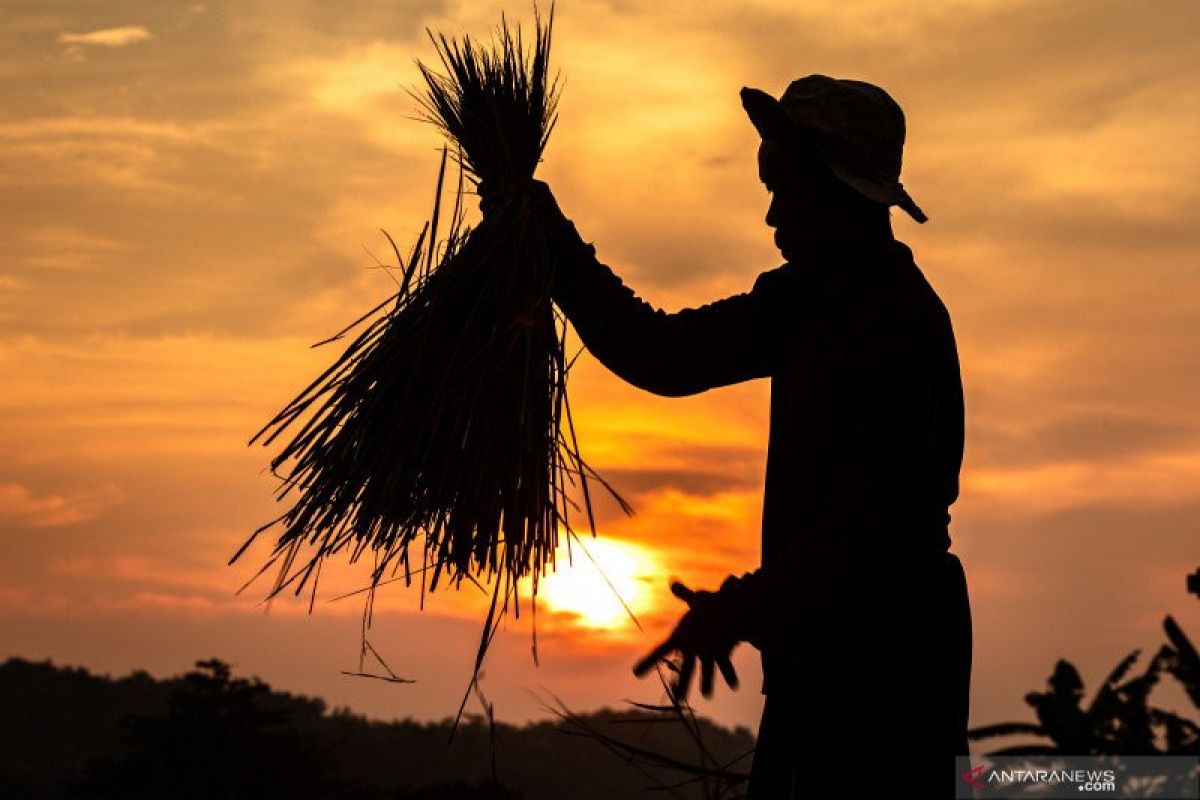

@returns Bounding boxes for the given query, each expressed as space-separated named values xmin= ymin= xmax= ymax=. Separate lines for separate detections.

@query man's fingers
xmin=700 ymin=657 xmax=715 ymax=699
xmin=632 ymin=639 xmax=675 ymax=678
xmin=716 ymin=654 xmax=739 ymax=690
xmin=673 ymin=652 xmax=696 ymax=703
xmin=670 ymin=581 xmax=696 ymax=605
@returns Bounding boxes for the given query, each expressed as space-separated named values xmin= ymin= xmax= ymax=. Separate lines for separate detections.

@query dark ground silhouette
xmin=0 ymin=656 xmax=753 ymax=799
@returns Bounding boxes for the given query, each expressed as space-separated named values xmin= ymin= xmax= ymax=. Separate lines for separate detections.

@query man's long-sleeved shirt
xmin=547 ymin=223 xmax=965 ymax=690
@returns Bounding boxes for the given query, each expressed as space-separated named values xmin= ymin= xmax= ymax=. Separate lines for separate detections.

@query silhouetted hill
xmin=0 ymin=656 xmax=755 ymax=799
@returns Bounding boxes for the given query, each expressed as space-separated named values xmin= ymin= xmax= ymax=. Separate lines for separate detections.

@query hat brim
xmin=740 ymin=85 xmax=929 ymax=224
xmin=740 ymin=86 xmax=815 ymax=151
xmin=830 ymin=165 xmax=930 ymax=224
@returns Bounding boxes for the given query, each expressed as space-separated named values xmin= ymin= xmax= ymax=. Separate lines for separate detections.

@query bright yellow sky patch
xmin=537 ymin=536 xmax=660 ymax=631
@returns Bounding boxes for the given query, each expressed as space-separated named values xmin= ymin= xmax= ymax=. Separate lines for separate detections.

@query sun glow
xmin=537 ymin=536 xmax=660 ymax=631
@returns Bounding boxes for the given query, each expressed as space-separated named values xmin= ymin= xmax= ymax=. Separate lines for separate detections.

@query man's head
xmin=757 ymin=137 xmax=891 ymax=262
xmin=742 ymin=75 xmax=926 ymax=261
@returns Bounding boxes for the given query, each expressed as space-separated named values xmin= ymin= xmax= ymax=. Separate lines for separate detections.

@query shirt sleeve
xmin=549 ymin=221 xmax=793 ymax=397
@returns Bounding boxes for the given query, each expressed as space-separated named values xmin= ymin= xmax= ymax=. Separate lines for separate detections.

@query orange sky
xmin=1 ymin=0 xmax=1198 ymax=735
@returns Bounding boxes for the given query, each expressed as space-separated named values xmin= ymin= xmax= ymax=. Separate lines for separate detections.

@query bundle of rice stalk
xmin=231 ymin=5 xmax=633 ymax=695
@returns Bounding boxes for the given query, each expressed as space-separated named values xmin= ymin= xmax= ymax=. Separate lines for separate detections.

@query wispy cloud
xmin=18 ymin=224 xmax=131 ymax=272
xmin=57 ymin=26 xmax=152 ymax=47
xmin=0 ymin=482 xmax=124 ymax=527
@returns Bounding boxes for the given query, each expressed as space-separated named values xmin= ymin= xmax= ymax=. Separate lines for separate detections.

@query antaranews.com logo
xmin=955 ymin=755 xmax=1198 ymax=798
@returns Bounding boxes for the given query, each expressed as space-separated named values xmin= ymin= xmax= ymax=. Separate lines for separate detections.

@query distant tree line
xmin=0 ymin=655 xmax=752 ymax=799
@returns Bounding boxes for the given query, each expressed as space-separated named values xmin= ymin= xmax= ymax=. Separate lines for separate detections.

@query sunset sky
xmin=1 ymin=0 xmax=1198 ymax=738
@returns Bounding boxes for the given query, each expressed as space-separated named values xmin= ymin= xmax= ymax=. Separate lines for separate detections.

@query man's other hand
xmin=632 ymin=580 xmax=741 ymax=702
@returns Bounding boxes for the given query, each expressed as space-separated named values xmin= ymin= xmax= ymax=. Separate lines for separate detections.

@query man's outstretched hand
xmin=477 ymin=178 xmax=594 ymax=270
xmin=632 ymin=580 xmax=741 ymax=702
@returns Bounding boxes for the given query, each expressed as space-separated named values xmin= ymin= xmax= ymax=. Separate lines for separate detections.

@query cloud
xmin=0 ymin=482 xmax=124 ymax=527
xmin=49 ymin=554 xmax=225 ymax=592
xmin=0 ymin=333 xmax=336 ymax=461
xmin=596 ymin=442 xmax=765 ymax=500
xmin=957 ymin=497 xmax=1199 ymax=631
xmin=975 ymin=410 xmax=1199 ymax=469
xmin=0 ymin=0 xmax=455 ymax=340
xmin=16 ymin=223 xmax=132 ymax=272
xmin=57 ymin=26 xmax=152 ymax=47
xmin=600 ymin=467 xmax=759 ymax=498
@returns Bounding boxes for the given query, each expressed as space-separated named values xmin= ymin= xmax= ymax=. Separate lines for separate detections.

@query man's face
xmin=757 ymin=139 xmax=853 ymax=261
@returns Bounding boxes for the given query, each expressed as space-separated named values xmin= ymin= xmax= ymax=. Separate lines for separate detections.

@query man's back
xmin=760 ymin=239 xmax=964 ymax=567
xmin=751 ymin=239 xmax=965 ymax=696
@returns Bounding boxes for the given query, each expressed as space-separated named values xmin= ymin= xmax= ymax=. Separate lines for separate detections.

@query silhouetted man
xmin=487 ymin=75 xmax=972 ymax=799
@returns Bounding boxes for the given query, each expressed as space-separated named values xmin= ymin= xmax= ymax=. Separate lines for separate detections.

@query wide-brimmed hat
xmin=741 ymin=75 xmax=928 ymax=224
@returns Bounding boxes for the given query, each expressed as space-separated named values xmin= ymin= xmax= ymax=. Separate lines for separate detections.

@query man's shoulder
xmin=887 ymin=242 xmax=952 ymax=319
xmin=753 ymin=262 xmax=797 ymax=289
xmin=842 ymin=243 xmax=953 ymax=358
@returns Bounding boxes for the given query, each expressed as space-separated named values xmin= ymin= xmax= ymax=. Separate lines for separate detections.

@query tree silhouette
xmin=77 ymin=657 xmax=343 ymax=799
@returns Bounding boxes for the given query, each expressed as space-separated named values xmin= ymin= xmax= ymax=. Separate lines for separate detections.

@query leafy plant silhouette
xmin=968 ymin=615 xmax=1199 ymax=756
xmin=969 ymin=569 xmax=1200 ymax=779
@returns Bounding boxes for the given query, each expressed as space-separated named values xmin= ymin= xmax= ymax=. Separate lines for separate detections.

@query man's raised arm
xmin=543 ymin=204 xmax=793 ymax=397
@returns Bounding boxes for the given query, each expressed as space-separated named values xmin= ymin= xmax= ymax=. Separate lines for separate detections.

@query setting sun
xmin=537 ymin=536 xmax=660 ymax=631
